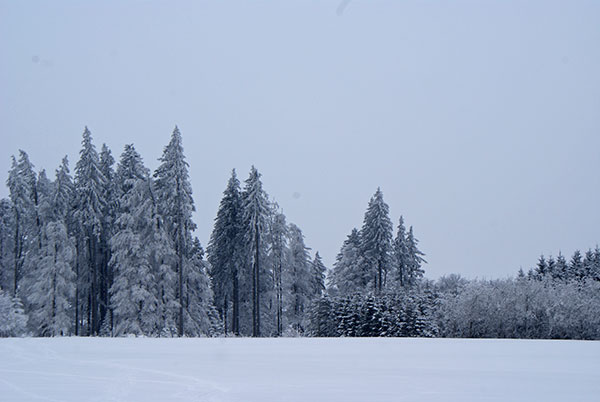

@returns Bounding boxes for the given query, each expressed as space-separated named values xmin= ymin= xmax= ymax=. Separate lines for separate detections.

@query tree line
xmin=1 ymin=126 xmax=599 ymax=339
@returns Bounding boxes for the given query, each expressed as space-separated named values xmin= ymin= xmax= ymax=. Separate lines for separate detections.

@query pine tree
xmin=268 ymin=209 xmax=288 ymax=336
xmin=330 ymin=228 xmax=362 ymax=295
xmin=74 ymin=127 xmax=107 ymax=335
xmin=241 ymin=166 xmax=270 ymax=337
xmin=310 ymin=252 xmax=326 ymax=299
xmin=153 ymin=126 xmax=195 ymax=337
xmin=285 ymin=223 xmax=312 ymax=333
xmin=183 ymin=238 xmax=220 ymax=336
xmin=405 ymin=226 xmax=426 ymax=285
xmin=6 ymin=151 xmax=36 ymax=296
xmin=110 ymin=145 xmax=159 ymax=336
xmin=52 ymin=157 xmax=74 ymax=222
xmin=25 ymin=222 xmax=75 ymax=336
xmin=0 ymin=199 xmax=15 ymax=292
xmin=98 ymin=144 xmax=116 ymax=333
xmin=534 ymin=255 xmax=548 ymax=280
xmin=569 ymin=250 xmax=584 ymax=281
xmin=207 ymin=170 xmax=243 ymax=335
xmin=359 ymin=188 xmax=393 ymax=292
xmin=393 ymin=216 xmax=409 ymax=287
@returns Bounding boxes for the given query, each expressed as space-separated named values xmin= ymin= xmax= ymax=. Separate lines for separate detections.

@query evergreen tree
xmin=0 ymin=288 xmax=28 ymax=337
xmin=310 ymin=252 xmax=326 ymax=299
xmin=183 ymin=238 xmax=220 ymax=336
xmin=207 ymin=170 xmax=243 ymax=335
xmin=393 ymin=216 xmax=409 ymax=287
xmin=110 ymin=145 xmax=159 ymax=336
xmin=569 ymin=250 xmax=584 ymax=281
xmin=268 ymin=209 xmax=288 ymax=336
xmin=25 ymin=222 xmax=75 ymax=336
xmin=241 ymin=166 xmax=270 ymax=337
xmin=285 ymin=223 xmax=312 ymax=333
xmin=153 ymin=126 xmax=196 ymax=337
xmin=359 ymin=188 xmax=393 ymax=292
xmin=0 ymin=199 xmax=15 ymax=292
xmin=73 ymin=127 xmax=106 ymax=335
xmin=405 ymin=226 xmax=426 ymax=285
xmin=329 ymin=228 xmax=362 ymax=295
xmin=52 ymin=157 xmax=74 ymax=222
xmin=98 ymin=144 xmax=116 ymax=333
xmin=6 ymin=151 xmax=36 ymax=296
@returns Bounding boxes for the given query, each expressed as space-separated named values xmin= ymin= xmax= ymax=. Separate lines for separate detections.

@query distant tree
xmin=392 ymin=216 xmax=409 ymax=287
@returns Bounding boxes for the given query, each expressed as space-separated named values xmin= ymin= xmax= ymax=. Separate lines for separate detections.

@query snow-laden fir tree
xmin=25 ymin=221 xmax=75 ymax=336
xmin=241 ymin=166 xmax=270 ymax=337
xmin=183 ymin=238 xmax=221 ymax=336
xmin=0 ymin=199 xmax=15 ymax=292
xmin=359 ymin=188 xmax=393 ymax=292
xmin=329 ymin=228 xmax=362 ymax=296
xmin=52 ymin=157 xmax=74 ymax=223
xmin=153 ymin=126 xmax=195 ymax=337
xmin=393 ymin=216 xmax=409 ymax=288
xmin=207 ymin=170 xmax=243 ymax=335
xmin=98 ymin=144 xmax=116 ymax=332
xmin=73 ymin=127 xmax=107 ymax=335
xmin=109 ymin=145 xmax=159 ymax=336
xmin=268 ymin=209 xmax=288 ymax=336
xmin=285 ymin=223 xmax=312 ymax=333
xmin=405 ymin=226 xmax=426 ymax=286
xmin=310 ymin=252 xmax=326 ymax=299
xmin=6 ymin=151 xmax=37 ymax=296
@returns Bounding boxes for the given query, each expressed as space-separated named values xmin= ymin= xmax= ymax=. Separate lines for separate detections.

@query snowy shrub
xmin=0 ymin=289 xmax=28 ymax=337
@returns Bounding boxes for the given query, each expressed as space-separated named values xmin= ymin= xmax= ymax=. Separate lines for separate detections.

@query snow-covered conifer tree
xmin=310 ymin=252 xmax=326 ymax=299
xmin=329 ymin=228 xmax=362 ymax=295
xmin=285 ymin=223 xmax=312 ymax=333
xmin=153 ymin=126 xmax=195 ymax=337
xmin=359 ymin=188 xmax=393 ymax=292
xmin=207 ymin=170 xmax=243 ymax=335
xmin=73 ymin=127 xmax=107 ymax=335
xmin=25 ymin=222 xmax=75 ymax=336
xmin=268 ymin=209 xmax=288 ymax=336
xmin=241 ymin=166 xmax=270 ymax=337
xmin=405 ymin=226 xmax=426 ymax=285
xmin=184 ymin=238 xmax=221 ymax=336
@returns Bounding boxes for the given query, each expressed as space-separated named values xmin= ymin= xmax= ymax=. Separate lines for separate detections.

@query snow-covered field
xmin=0 ymin=337 xmax=598 ymax=402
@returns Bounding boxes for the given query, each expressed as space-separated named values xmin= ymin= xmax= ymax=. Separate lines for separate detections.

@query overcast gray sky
xmin=1 ymin=0 xmax=599 ymax=279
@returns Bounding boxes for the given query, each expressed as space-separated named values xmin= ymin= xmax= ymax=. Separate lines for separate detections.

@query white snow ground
xmin=0 ymin=337 xmax=598 ymax=402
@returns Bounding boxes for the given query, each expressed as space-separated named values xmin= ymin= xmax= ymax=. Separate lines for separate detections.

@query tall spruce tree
xmin=285 ymin=223 xmax=312 ymax=333
xmin=268 ymin=210 xmax=288 ymax=336
xmin=73 ymin=127 xmax=106 ymax=335
xmin=359 ymin=188 xmax=393 ymax=292
xmin=405 ymin=226 xmax=426 ymax=285
xmin=110 ymin=145 xmax=159 ymax=336
xmin=184 ymin=238 xmax=220 ymax=336
xmin=329 ymin=228 xmax=362 ymax=296
xmin=310 ymin=252 xmax=327 ymax=299
xmin=393 ymin=216 xmax=410 ymax=288
xmin=6 ymin=151 xmax=36 ymax=296
xmin=207 ymin=170 xmax=243 ymax=335
xmin=98 ymin=144 xmax=116 ymax=332
xmin=153 ymin=126 xmax=195 ymax=337
xmin=241 ymin=166 xmax=270 ymax=337
xmin=25 ymin=221 xmax=75 ymax=336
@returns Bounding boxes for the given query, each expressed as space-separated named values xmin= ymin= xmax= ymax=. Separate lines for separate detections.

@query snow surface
xmin=1 ymin=337 xmax=599 ymax=402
